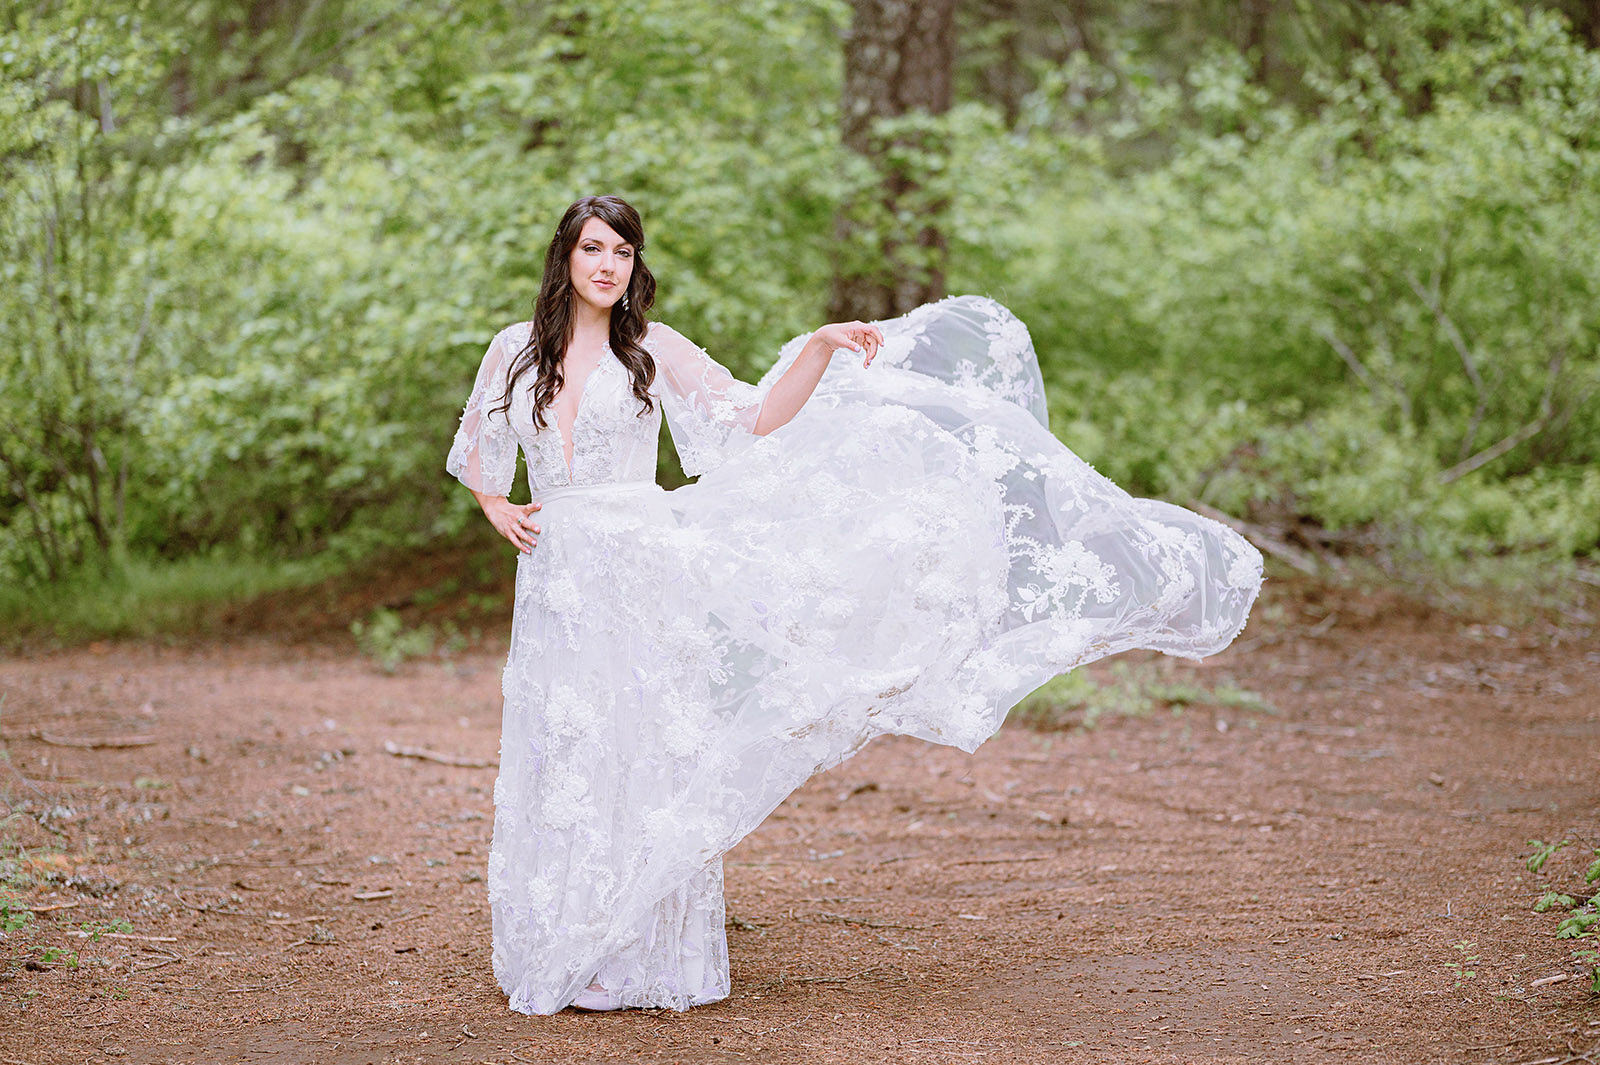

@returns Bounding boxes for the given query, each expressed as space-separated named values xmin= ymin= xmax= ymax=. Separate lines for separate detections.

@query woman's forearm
xmin=753 ymin=334 xmax=833 ymax=436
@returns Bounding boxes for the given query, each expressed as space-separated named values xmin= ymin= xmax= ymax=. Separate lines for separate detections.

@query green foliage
xmin=0 ymin=551 xmax=339 ymax=647
xmin=1011 ymin=661 xmax=1271 ymax=731
xmin=1528 ymin=838 xmax=1571 ymax=875
xmin=1 ymin=0 xmax=850 ymax=589
xmin=1535 ymin=891 xmax=1578 ymax=913
xmin=78 ymin=918 xmax=133 ymax=942
xmin=1526 ymin=843 xmax=1600 ymax=995
xmin=1444 ymin=940 xmax=1480 ymax=987
xmin=1556 ymin=910 xmax=1600 ymax=939
xmin=0 ymin=892 xmax=31 ymax=933
xmin=1580 ymin=948 xmax=1600 ymax=995
xmin=1009 ymin=0 xmax=1600 ymax=568
xmin=0 ymin=2 xmax=182 ymax=581
xmin=1 ymin=0 xmax=1596 ymax=597
xmin=34 ymin=945 xmax=79 ymax=969
xmin=350 ymin=607 xmax=435 ymax=673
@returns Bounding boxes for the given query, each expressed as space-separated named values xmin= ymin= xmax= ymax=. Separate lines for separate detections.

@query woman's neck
xmin=567 ymin=299 xmax=612 ymax=355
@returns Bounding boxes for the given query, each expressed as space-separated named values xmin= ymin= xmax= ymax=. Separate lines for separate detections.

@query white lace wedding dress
xmin=446 ymin=295 xmax=1264 ymax=1015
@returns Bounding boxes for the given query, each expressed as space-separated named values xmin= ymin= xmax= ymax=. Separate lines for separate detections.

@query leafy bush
xmin=349 ymin=608 xmax=436 ymax=674
xmin=1006 ymin=0 xmax=1600 ymax=569
xmin=2 ymin=0 xmax=1596 ymax=597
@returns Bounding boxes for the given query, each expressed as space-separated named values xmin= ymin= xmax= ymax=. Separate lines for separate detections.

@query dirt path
xmin=1 ymin=576 xmax=1596 ymax=1064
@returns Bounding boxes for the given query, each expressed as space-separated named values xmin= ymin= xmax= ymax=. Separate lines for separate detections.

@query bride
xmin=446 ymin=194 xmax=1263 ymax=1015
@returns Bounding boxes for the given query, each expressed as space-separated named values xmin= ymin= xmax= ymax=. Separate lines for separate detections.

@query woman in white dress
xmin=447 ymin=194 xmax=1264 ymax=1015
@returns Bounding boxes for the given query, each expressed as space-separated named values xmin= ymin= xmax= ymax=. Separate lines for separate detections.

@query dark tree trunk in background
xmin=828 ymin=0 xmax=958 ymax=323
xmin=1579 ymin=0 xmax=1600 ymax=48
xmin=959 ymin=0 xmax=1096 ymax=127
xmin=1237 ymin=0 xmax=1275 ymax=84
xmin=967 ymin=0 xmax=1027 ymax=126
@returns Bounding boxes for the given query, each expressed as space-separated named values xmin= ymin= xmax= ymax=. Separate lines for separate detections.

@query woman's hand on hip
xmin=484 ymin=496 xmax=541 ymax=553
xmin=811 ymin=320 xmax=885 ymax=368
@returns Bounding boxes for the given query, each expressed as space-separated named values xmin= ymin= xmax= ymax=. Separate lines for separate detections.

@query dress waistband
xmin=531 ymin=481 xmax=663 ymax=506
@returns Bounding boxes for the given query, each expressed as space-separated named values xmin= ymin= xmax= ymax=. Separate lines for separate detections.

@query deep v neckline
xmin=554 ymin=340 xmax=613 ymax=477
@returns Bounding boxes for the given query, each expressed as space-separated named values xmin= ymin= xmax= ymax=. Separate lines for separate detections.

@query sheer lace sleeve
xmin=446 ymin=329 xmax=521 ymax=496
xmin=645 ymin=321 xmax=768 ymax=477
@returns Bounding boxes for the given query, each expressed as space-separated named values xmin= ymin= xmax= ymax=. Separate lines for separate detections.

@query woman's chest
xmin=507 ymin=350 xmax=661 ymax=486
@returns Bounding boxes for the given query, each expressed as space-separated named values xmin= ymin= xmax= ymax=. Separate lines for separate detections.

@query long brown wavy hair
xmin=492 ymin=195 xmax=658 ymax=427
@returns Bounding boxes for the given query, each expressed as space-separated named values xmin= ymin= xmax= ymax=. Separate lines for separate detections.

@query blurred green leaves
xmin=1 ymin=0 xmax=1596 ymax=590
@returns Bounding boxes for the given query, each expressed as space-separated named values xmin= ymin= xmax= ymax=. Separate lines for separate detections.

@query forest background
xmin=3 ymin=0 xmax=1598 ymax=638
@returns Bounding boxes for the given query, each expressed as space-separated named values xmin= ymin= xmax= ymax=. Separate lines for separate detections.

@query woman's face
xmin=568 ymin=216 xmax=635 ymax=315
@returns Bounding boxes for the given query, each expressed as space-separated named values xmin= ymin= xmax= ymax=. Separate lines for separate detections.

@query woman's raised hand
xmin=811 ymin=320 xmax=886 ymax=368
xmin=475 ymin=493 xmax=541 ymax=553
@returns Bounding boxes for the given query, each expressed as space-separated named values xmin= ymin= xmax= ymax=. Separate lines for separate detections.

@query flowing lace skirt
xmin=487 ymin=296 xmax=1264 ymax=1014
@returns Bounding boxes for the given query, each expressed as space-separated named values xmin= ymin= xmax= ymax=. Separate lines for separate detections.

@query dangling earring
xmin=621 ymin=290 xmax=630 ymax=312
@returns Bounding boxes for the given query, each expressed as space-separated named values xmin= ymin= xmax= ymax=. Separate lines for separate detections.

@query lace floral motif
xmin=447 ymin=295 xmax=1264 ymax=1017
xmin=444 ymin=329 xmax=520 ymax=495
xmin=642 ymin=322 xmax=767 ymax=478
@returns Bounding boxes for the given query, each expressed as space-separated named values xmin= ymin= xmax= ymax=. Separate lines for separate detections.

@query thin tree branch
xmin=125 ymin=5 xmax=412 ymax=171
xmin=115 ymin=284 xmax=158 ymax=541
xmin=1188 ymin=500 xmax=1322 ymax=575
xmin=1437 ymin=352 xmax=1564 ymax=485
xmin=1314 ymin=324 xmax=1377 ymax=394
xmin=1402 ymin=269 xmax=1488 ymax=460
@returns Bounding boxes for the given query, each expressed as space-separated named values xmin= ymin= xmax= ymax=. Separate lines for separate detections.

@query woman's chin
xmin=574 ymin=291 xmax=620 ymax=312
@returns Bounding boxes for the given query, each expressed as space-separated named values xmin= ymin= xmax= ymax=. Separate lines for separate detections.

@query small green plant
xmin=35 ymin=945 xmax=79 ymax=969
xmin=1575 ymin=948 xmax=1600 ymax=995
xmin=1445 ymin=940 xmax=1479 ymax=987
xmin=350 ymin=608 xmax=435 ymax=673
xmin=1 ymin=891 xmax=32 ymax=932
xmin=1526 ymin=842 xmax=1599 ymax=995
xmin=0 ymin=845 xmax=41 ymax=933
xmin=1527 ymin=838 xmax=1570 ymax=874
xmin=1534 ymin=891 xmax=1577 ymax=913
xmin=1556 ymin=909 xmax=1600 ymax=939
xmin=78 ymin=918 xmax=133 ymax=942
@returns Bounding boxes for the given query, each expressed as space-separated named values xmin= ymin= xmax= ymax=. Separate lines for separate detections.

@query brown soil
xmin=1 ymin=571 xmax=1597 ymax=1065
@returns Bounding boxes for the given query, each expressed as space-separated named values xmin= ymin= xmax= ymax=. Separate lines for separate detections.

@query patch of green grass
xmin=0 ymin=550 xmax=341 ymax=647
xmin=1010 ymin=661 xmax=1274 ymax=731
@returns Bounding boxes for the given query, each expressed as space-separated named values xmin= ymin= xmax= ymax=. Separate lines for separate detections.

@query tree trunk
xmin=829 ymin=0 xmax=958 ymax=323
xmin=1578 ymin=0 xmax=1600 ymax=48
xmin=1237 ymin=0 xmax=1275 ymax=85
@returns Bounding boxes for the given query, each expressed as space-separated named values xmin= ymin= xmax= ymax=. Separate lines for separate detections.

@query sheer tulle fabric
xmin=446 ymin=296 xmax=1264 ymax=1015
